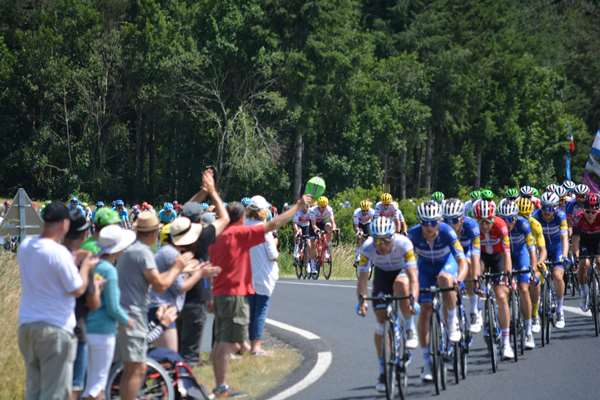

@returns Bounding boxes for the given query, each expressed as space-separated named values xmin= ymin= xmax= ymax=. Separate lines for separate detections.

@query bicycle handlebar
xmin=419 ymin=286 xmax=457 ymax=294
xmin=360 ymin=294 xmax=413 ymax=303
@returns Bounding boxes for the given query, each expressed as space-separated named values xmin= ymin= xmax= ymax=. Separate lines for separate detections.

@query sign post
xmin=0 ymin=188 xmax=43 ymax=242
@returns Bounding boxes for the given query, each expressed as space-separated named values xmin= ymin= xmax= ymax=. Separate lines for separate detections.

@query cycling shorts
xmin=547 ymin=243 xmax=564 ymax=269
xmin=482 ymin=252 xmax=507 ymax=284
xmin=297 ymin=224 xmax=315 ymax=239
xmin=309 ymin=221 xmax=327 ymax=237
xmin=358 ymin=223 xmax=370 ymax=236
xmin=418 ymin=256 xmax=458 ymax=304
xmin=372 ymin=267 xmax=406 ymax=310
xmin=580 ymin=233 xmax=600 ymax=257
xmin=511 ymin=247 xmax=531 ymax=284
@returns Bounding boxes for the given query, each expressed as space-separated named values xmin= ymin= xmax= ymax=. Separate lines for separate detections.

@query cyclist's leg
xmin=514 ymin=249 xmax=533 ymax=322
xmin=549 ymin=244 xmax=566 ymax=316
xmin=393 ymin=273 xmax=414 ymax=324
xmin=372 ymin=268 xmax=395 ymax=381
xmin=417 ymin=263 xmax=435 ymax=374
xmin=438 ymin=256 xmax=458 ymax=319
xmin=324 ymin=222 xmax=333 ymax=244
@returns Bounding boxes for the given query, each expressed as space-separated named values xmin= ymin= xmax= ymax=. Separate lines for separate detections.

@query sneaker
xmin=420 ymin=362 xmax=433 ymax=382
xmin=502 ymin=344 xmax=515 ymax=360
xmin=469 ymin=312 xmax=482 ymax=334
xmin=375 ymin=374 xmax=386 ymax=392
xmin=406 ymin=330 xmax=418 ymax=349
xmin=213 ymin=385 xmax=248 ymax=398
xmin=580 ymin=296 xmax=589 ymax=313
xmin=556 ymin=313 xmax=565 ymax=329
xmin=449 ymin=320 xmax=462 ymax=342
xmin=525 ymin=333 xmax=535 ymax=349
xmin=532 ymin=318 xmax=541 ymax=334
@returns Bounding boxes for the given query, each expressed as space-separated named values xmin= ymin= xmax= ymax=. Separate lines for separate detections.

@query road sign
xmin=0 ymin=188 xmax=43 ymax=240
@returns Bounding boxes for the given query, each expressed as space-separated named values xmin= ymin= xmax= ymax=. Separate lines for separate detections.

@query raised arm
xmin=265 ymin=195 xmax=312 ymax=233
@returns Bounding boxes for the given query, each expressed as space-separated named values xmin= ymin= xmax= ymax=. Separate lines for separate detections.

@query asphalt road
xmin=268 ymin=279 xmax=600 ymax=400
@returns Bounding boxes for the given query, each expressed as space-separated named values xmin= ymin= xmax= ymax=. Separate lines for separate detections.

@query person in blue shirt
xmin=408 ymin=200 xmax=467 ymax=383
xmin=159 ymin=202 xmax=177 ymax=224
xmin=113 ymin=199 xmax=130 ymax=229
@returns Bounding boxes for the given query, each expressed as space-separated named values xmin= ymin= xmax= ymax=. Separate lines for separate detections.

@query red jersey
xmin=209 ymin=223 xmax=266 ymax=296
xmin=573 ymin=210 xmax=600 ymax=236
xmin=480 ymin=216 xmax=511 ymax=255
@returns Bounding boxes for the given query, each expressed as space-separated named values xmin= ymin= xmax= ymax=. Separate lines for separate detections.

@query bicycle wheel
xmin=312 ymin=260 xmax=321 ymax=280
xmin=590 ymin=270 xmax=599 ymax=336
xmin=369 ymin=266 xmax=374 ymax=280
xmin=540 ymin=281 xmax=547 ymax=346
xmin=323 ymin=258 xmax=332 ymax=280
xmin=294 ymin=245 xmax=303 ymax=279
xmin=382 ymin=321 xmax=398 ymax=400
xmin=430 ymin=311 xmax=441 ymax=396
xmin=458 ymin=306 xmax=468 ymax=380
xmin=517 ymin=294 xmax=524 ymax=356
xmin=542 ymin=282 xmax=551 ymax=345
xmin=485 ymin=298 xmax=498 ymax=373
xmin=106 ymin=358 xmax=175 ymax=400
xmin=436 ymin=312 xmax=447 ymax=391
xmin=510 ymin=291 xmax=518 ymax=363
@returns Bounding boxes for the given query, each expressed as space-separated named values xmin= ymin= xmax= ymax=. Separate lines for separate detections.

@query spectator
xmin=17 ymin=202 xmax=97 ymax=400
xmin=63 ymin=209 xmax=102 ymax=400
xmin=209 ymin=194 xmax=311 ymax=398
xmin=115 ymin=211 xmax=200 ymax=400
xmin=83 ymin=207 xmax=121 ymax=253
xmin=178 ymin=168 xmax=229 ymax=364
xmin=246 ymin=196 xmax=280 ymax=356
xmin=149 ymin=216 xmax=221 ymax=352
xmin=83 ymin=225 xmax=136 ymax=400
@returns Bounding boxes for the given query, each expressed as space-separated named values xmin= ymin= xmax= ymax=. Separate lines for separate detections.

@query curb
xmin=258 ymin=320 xmax=332 ymax=400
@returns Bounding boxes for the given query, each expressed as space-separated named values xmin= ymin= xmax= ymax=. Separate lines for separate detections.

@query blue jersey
xmin=408 ymin=222 xmax=466 ymax=266
xmin=459 ymin=217 xmax=480 ymax=256
xmin=533 ymin=209 xmax=568 ymax=247
xmin=509 ymin=216 xmax=536 ymax=254
xmin=118 ymin=208 xmax=129 ymax=221
xmin=159 ymin=209 xmax=177 ymax=224
xmin=565 ymin=199 xmax=583 ymax=221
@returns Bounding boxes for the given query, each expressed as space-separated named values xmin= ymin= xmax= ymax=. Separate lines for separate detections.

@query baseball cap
xmin=182 ymin=202 xmax=204 ymax=223
xmin=250 ymin=195 xmax=270 ymax=210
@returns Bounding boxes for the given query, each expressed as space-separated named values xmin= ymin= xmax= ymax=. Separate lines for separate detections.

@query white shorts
xmin=83 ymin=334 xmax=116 ymax=397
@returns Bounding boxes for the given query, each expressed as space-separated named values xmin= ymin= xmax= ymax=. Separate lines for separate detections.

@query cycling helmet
xmin=498 ymin=199 xmax=518 ymax=217
xmin=562 ymin=180 xmax=576 ymax=192
xmin=585 ymin=193 xmax=600 ymax=210
xmin=115 ymin=199 xmax=125 ymax=207
xmin=540 ymin=191 xmax=559 ymax=207
xmin=317 ymin=196 xmax=329 ymax=207
xmin=469 ymin=190 xmax=481 ymax=201
xmin=520 ymin=185 xmax=534 ymax=197
xmin=516 ymin=197 xmax=534 ymax=217
xmin=546 ymin=183 xmax=559 ymax=194
xmin=417 ymin=201 xmax=442 ymax=222
xmin=370 ymin=216 xmax=395 ymax=238
xmin=70 ymin=196 xmax=79 ymax=204
xmin=473 ymin=200 xmax=496 ymax=220
xmin=360 ymin=200 xmax=371 ymax=211
xmin=574 ymin=184 xmax=590 ymax=196
xmin=504 ymin=188 xmax=519 ymax=199
xmin=532 ymin=188 xmax=541 ymax=197
xmin=431 ymin=191 xmax=445 ymax=203
xmin=555 ymin=186 xmax=568 ymax=199
xmin=442 ymin=198 xmax=464 ymax=218
xmin=96 ymin=201 xmax=104 ymax=208
xmin=241 ymin=197 xmax=252 ymax=207
xmin=164 ymin=202 xmax=174 ymax=211
xmin=480 ymin=189 xmax=494 ymax=201
xmin=380 ymin=193 xmax=393 ymax=205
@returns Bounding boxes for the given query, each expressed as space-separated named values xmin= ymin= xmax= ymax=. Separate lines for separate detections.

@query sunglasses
xmin=542 ymin=206 xmax=557 ymax=213
xmin=443 ymin=217 xmax=462 ymax=225
xmin=501 ymin=216 xmax=516 ymax=223
xmin=585 ymin=209 xmax=598 ymax=214
xmin=479 ymin=218 xmax=494 ymax=225
xmin=421 ymin=220 xmax=439 ymax=227
xmin=375 ymin=238 xmax=393 ymax=246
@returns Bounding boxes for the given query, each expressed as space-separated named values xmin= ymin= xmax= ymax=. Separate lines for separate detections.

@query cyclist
xmin=172 ymin=200 xmax=183 ymax=214
xmin=498 ymin=199 xmax=537 ymax=349
xmin=546 ymin=183 xmax=560 ymax=194
xmin=353 ymin=200 xmax=375 ymax=264
xmin=474 ymin=200 xmax=515 ymax=359
xmin=309 ymin=196 xmax=337 ymax=258
xmin=443 ymin=199 xmax=482 ymax=332
xmin=374 ymin=193 xmax=407 ymax=234
xmin=356 ymin=216 xmax=418 ymax=392
xmin=480 ymin=188 xmax=495 ymax=201
xmin=555 ymin=186 xmax=569 ymax=213
xmin=241 ymin=197 xmax=252 ymax=208
xmin=533 ymin=191 xmax=569 ymax=328
xmin=504 ymin=188 xmax=519 ymax=201
xmin=562 ymin=180 xmax=576 ymax=202
xmin=69 ymin=196 xmax=85 ymax=214
xmin=516 ymin=197 xmax=547 ymax=334
xmin=91 ymin=201 xmax=105 ymax=225
xmin=293 ymin=203 xmax=316 ymax=273
xmin=159 ymin=202 xmax=177 ymax=224
xmin=464 ymin=190 xmax=481 ymax=217
xmin=114 ymin=199 xmax=131 ymax=229
xmin=566 ymin=184 xmax=589 ymax=225
xmin=431 ymin=191 xmax=445 ymax=207
xmin=520 ymin=185 xmax=541 ymax=209
xmin=408 ymin=201 xmax=467 ymax=382
xmin=571 ymin=193 xmax=600 ymax=312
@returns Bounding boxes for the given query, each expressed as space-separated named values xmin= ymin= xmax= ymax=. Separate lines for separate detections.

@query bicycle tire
xmin=591 ymin=269 xmax=599 ymax=336
xmin=430 ymin=312 xmax=441 ymax=396
xmin=458 ymin=305 xmax=469 ymax=380
xmin=485 ymin=298 xmax=498 ymax=373
xmin=437 ymin=312 xmax=447 ymax=391
xmin=453 ymin=341 xmax=460 ymax=384
xmin=106 ymin=358 xmax=175 ymax=400
xmin=383 ymin=321 xmax=398 ymax=400
xmin=510 ymin=291 xmax=518 ymax=363
xmin=323 ymin=259 xmax=332 ymax=280
xmin=543 ymin=281 xmax=551 ymax=345
xmin=540 ymin=281 xmax=547 ymax=347
xmin=369 ymin=266 xmax=374 ymax=280
xmin=517 ymin=294 xmax=524 ymax=356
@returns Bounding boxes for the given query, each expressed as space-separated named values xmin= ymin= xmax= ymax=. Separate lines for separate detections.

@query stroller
xmin=106 ymin=347 xmax=213 ymax=399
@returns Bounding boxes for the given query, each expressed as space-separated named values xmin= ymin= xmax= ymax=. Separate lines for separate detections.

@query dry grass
xmin=279 ymin=243 xmax=358 ymax=280
xmin=194 ymin=344 xmax=302 ymax=398
xmin=0 ymin=252 xmax=25 ymax=399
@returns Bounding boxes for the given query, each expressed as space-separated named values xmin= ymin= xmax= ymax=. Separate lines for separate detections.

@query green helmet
xmin=94 ymin=208 xmax=120 ymax=228
xmin=504 ymin=188 xmax=519 ymax=199
xmin=469 ymin=190 xmax=481 ymax=201
xmin=532 ymin=188 xmax=540 ymax=197
xmin=481 ymin=189 xmax=494 ymax=201
xmin=431 ymin=191 xmax=445 ymax=203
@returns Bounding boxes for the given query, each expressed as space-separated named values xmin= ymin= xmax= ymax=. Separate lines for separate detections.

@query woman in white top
xmin=246 ymin=195 xmax=279 ymax=356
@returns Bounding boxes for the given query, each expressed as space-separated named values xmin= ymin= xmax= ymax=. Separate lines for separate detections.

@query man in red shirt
xmin=209 ymin=194 xmax=311 ymax=398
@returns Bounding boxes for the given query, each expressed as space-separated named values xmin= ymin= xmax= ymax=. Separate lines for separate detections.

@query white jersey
xmin=374 ymin=201 xmax=405 ymax=222
xmin=357 ymin=234 xmax=416 ymax=273
xmin=309 ymin=205 xmax=334 ymax=224
xmin=353 ymin=208 xmax=375 ymax=226
xmin=293 ymin=208 xmax=311 ymax=227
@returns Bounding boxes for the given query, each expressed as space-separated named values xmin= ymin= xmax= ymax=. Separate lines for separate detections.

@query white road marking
xmin=265 ymin=351 xmax=333 ymax=400
xmin=278 ymin=280 xmax=358 ymax=289
xmin=563 ymin=305 xmax=592 ymax=317
xmin=266 ymin=319 xmax=321 ymax=340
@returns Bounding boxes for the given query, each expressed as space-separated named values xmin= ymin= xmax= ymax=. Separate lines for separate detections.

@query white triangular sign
xmin=0 ymin=188 xmax=43 ymax=238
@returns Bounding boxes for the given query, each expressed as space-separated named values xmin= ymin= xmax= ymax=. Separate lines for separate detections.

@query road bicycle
xmin=455 ymin=284 xmax=470 ymax=382
xmin=509 ymin=269 xmax=531 ymax=360
xmin=540 ymin=260 xmax=563 ymax=346
xmin=293 ymin=234 xmax=310 ymax=280
xmin=314 ymin=228 xmax=340 ymax=280
xmin=361 ymin=294 xmax=412 ymax=400
xmin=578 ymin=254 xmax=600 ymax=336
xmin=479 ymin=271 xmax=505 ymax=373
xmin=107 ymin=357 xmax=175 ymax=399
xmin=353 ymin=231 xmax=374 ymax=280
xmin=564 ymin=252 xmax=579 ymax=297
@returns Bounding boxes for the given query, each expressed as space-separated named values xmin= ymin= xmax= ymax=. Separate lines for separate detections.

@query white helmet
xmin=574 ymin=184 xmax=590 ymax=196
xmin=554 ymin=186 xmax=568 ymax=198
xmin=540 ymin=191 xmax=559 ymax=207
xmin=520 ymin=185 xmax=534 ymax=197
xmin=562 ymin=180 xmax=576 ymax=192
xmin=417 ymin=201 xmax=442 ymax=222
xmin=370 ymin=216 xmax=395 ymax=238
xmin=546 ymin=183 xmax=559 ymax=194
xmin=443 ymin=198 xmax=464 ymax=218
xmin=497 ymin=199 xmax=518 ymax=217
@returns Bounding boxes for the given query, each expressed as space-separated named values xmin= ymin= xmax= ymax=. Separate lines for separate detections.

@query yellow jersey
xmin=528 ymin=216 xmax=546 ymax=248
